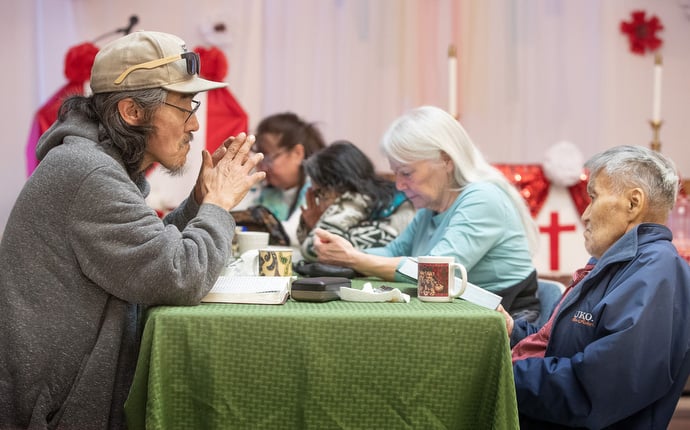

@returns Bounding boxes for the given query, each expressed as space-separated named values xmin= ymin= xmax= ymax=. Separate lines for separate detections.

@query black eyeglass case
xmin=290 ymin=277 xmax=350 ymax=302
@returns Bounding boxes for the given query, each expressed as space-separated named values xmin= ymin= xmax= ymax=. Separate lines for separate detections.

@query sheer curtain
xmin=3 ymin=0 xmax=689 ymax=231
xmin=26 ymin=0 xmax=461 ymax=173
xmin=259 ymin=0 xmax=460 ymax=167
xmin=459 ymin=0 xmax=604 ymax=164
xmin=20 ymin=0 xmax=689 ymax=170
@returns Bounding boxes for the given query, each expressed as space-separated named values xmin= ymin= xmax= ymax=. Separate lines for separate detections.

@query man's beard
xmin=165 ymin=164 xmax=188 ymax=177
xmin=164 ymin=133 xmax=193 ymax=177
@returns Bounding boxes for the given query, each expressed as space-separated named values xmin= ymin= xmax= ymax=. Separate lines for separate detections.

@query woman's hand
xmin=301 ymin=187 xmax=337 ymax=230
xmin=314 ymin=227 xmax=402 ymax=281
xmin=496 ymin=305 xmax=514 ymax=336
xmin=313 ymin=228 xmax=357 ymax=266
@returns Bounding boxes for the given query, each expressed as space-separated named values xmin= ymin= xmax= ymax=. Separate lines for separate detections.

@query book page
xmin=457 ymin=281 xmax=502 ymax=310
xmin=202 ymin=276 xmax=290 ymax=304
xmin=396 ymin=257 xmax=419 ymax=283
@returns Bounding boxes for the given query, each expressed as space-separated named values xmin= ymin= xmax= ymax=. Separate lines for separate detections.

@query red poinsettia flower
xmin=620 ymin=10 xmax=664 ymax=55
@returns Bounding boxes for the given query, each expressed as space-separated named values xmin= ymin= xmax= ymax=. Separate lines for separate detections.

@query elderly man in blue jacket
xmin=499 ymin=145 xmax=690 ymax=429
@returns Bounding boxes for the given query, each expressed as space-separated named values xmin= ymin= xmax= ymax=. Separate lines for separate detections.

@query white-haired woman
xmin=314 ymin=106 xmax=540 ymax=319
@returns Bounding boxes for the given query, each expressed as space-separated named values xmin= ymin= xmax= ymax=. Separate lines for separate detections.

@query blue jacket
xmin=514 ymin=223 xmax=690 ymax=429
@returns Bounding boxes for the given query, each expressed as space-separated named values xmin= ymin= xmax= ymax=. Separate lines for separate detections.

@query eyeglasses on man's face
xmin=162 ymin=99 xmax=201 ymax=123
xmin=114 ymin=51 xmax=200 ymax=85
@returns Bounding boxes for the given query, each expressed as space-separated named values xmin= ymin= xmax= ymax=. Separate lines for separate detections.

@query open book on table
xmin=396 ymin=258 xmax=503 ymax=310
xmin=202 ymin=276 xmax=291 ymax=305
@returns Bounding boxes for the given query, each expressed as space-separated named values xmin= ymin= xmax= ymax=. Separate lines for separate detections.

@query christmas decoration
xmin=620 ymin=10 xmax=664 ymax=55
xmin=194 ymin=45 xmax=248 ymax=153
xmin=26 ymin=42 xmax=99 ymax=175
xmin=494 ymin=163 xmax=589 ymax=220
xmin=494 ymin=164 xmax=550 ymax=218
xmin=542 ymin=141 xmax=584 ymax=188
xmin=495 ymin=143 xmax=591 ymax=273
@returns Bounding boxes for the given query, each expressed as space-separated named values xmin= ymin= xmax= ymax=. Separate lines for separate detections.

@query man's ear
xmin=627 ymin=187 xmax=645 ymax=220
xmin=117 ymin=98 xmax=144 ymax=126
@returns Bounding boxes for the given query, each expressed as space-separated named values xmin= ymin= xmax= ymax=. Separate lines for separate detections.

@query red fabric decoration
xmin=194 ymin=46 xmax=248 ymax=153
xmin=567 ymin=173 xmax=590 ymax=216
xmin=494 ymin=163 xmax=590 ymax=219
xmin=495 ymin=163 xmax=591 ymax=272
xmin=26 ymin=42 xmax=99 ymax=175
xmin=195 ymin=46 xmax=228 ymax=82
xmin=495 ymin=163 xmax=589 ymax=272
xmin=64 ymin=42 xmax=99 ymax=83
xmin=620 ymin=10 xmax=664 ymax=55
xmin=494 ymin=164 xmax=550 ymax=218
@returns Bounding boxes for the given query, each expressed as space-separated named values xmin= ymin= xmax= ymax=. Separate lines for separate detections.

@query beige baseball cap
xmin=90 ymin=31 xmax=227 ymax=94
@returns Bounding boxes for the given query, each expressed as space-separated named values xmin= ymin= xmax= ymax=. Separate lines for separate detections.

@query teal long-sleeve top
xmin=365 ymin=181 xmax=535 ymax=293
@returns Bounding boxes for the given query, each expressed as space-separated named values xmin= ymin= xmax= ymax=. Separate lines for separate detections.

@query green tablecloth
xmin=125 ymin=280 xmax=518 ymax=429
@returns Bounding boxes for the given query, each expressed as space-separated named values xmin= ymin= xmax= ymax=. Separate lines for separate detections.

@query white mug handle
xmin=240 ymin=249 xmax=260 ymax=276
xmin=450 ymin=263 xmax=468 ymax=297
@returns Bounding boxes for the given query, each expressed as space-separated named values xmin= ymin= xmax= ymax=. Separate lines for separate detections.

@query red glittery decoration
xmin=567 ymin=173 xmax=590 ymax=216
xmin=494 ymin=164 xmax=591 ymax=272
xmin=620 ymin=10 xmax=664 ymax=55
xmin=494 ymin=164 xmax=550 ymax=218
xmin=494 ymin=164 xmax=590 ymax=219
xmin=495 ymin=164 xmax=590 ymax=272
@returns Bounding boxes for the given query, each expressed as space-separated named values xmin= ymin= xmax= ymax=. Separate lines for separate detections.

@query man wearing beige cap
xmin=0 ymin=31 xmax=264 ymax=429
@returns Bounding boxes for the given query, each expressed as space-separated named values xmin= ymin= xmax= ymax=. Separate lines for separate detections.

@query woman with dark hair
xmin=297 ymin=140 xmax=415 ymax=261
xmin=247 ymin=112 xmax=326 ymax=245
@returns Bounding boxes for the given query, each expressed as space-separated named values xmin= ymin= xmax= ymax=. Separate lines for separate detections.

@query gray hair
xmin=59 ymin=88 xmax=167 ymax=177
xmin=381 ymin=105 xmax=539 ymax=254
xmin=585 ymin=145 xmax=679 ymax=214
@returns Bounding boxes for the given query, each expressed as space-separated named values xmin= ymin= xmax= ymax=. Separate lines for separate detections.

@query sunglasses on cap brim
xmin=113 ymin=51 xmax=200 ymax=85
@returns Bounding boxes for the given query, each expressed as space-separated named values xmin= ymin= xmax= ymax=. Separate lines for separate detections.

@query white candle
xmin=652 ymin=53 xmax=663 ymax=123
xmin=448 ymin=44 xmax=457 ymax=118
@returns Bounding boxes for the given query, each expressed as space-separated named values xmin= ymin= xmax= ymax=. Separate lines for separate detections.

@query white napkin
xmin=338 ymin=282 xmax=410 ymax=303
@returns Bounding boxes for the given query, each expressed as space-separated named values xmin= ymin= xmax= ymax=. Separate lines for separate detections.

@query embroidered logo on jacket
xmin=572 ymin=310 xmax=595 ymax=327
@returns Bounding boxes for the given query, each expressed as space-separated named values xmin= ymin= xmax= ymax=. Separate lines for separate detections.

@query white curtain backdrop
xmin=2 ymin=0 xmax=689 ymax=231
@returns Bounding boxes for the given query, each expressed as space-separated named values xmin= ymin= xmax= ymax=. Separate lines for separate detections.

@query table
xmin=124 ymin=280 xmax=518 ymax=429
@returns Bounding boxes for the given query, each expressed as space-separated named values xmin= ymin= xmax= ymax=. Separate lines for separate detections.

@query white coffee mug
xmin=236 ymin=231 xmax=270 ymax=255
xmin=417 ymin=256 xmax=468 ymax=302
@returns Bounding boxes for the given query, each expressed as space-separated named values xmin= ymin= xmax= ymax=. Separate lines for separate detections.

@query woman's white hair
xmin=381 ymin=105 xmax=539 ymax=254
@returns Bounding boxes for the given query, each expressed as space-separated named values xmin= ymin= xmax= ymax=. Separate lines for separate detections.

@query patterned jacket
xmin=297 ymin=191 xmax=414 ymax=262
